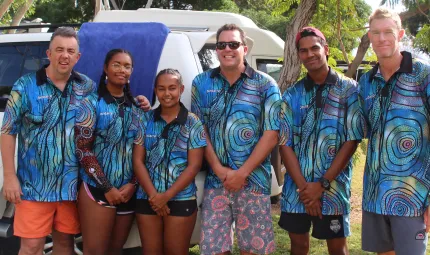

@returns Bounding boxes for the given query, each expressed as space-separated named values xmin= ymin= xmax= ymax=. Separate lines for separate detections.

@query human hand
xmin=119 ymin=183 xmax=136 ymax=202
xmin=149 ymin=193 xmax=169 ymax=211
xmin=105 ymin=187 xmax=125 ymax=206
xmin=298 ymin=182 xmax=324 ymax=206
xmin=135 ymin=95 xmax=151 ymax=112
xmin=2 ymin=174 xmax=22 ymax=204
xmin=305 ymin=200 xmax=323 ymax=219
xmin=223 ymin=170 xmax=247 ymax=192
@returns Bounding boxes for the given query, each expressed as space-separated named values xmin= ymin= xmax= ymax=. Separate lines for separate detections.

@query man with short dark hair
xmin=278 ymin=27 xmax=365 ymax=255
xmin=192 ymin=23 xmax=281 ymax=255
xmin=1 ymin=27 xmax=94 ymax=255
xmin=359 ymin=8 xmax=430 ymax=255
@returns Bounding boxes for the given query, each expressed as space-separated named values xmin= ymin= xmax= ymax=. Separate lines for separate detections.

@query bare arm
xmin=150 ymin=147 xmax=204 ymax=210
xmin=132 ymin=143 xmax=157 ymax=198
xmin=203 ymin=126 xmax=232 ymax=181
xmin=299 ymin=140 xmax=359 ymax=208
xmin=224 ymin=130 xmax=278 ymax=191
xmin=279 ymin=145 xmax=306 ymax=191
xmin=1 ymin=134 xmax=22 ymax=203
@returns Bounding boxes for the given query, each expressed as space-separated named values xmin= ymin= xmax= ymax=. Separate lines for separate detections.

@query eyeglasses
xmin=216 ymin=41 xmax=243 ymax=50
xmin=111 ymin=63 xmax=133 ymax=73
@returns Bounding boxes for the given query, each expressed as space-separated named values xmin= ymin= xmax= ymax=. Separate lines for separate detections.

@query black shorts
xmin=135 ymin=199 xmax=197 ymax=217
xmin=83 ymin=182 xmax=136 ymax=215
xmin=278 ymin=212 xmax=350 ymax=240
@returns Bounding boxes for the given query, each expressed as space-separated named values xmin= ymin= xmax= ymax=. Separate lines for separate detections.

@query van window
xmin=0 ymin=42 xmax=49 ymax=111
xmin=197 ymin=44 xmax=219 ymax=71
xmin=256 ymin=59 xmax=283 ymax=81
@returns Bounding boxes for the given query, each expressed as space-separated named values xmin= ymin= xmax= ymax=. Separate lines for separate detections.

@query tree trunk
xmin=278 ymin=0 xmax=317 ymax=92
xmin=345 ymin=33 xmax=370 ymax=78
xmin=146 ymin=0 xmax=153 ymax=8
xmin=337 ymin=0 xmax=349 ymax=64
xmin=0 ymin=0 xmax=14 ymax=20
xmin=7 ymin=0 xmax=35 ymax=34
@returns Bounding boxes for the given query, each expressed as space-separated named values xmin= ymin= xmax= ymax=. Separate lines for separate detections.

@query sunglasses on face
xmin=216 ymin=41 xmax=243 ymax=50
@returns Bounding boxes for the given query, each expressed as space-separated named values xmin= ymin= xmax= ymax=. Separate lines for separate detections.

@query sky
xmin=364 ymin=0 xmax=406 ymax=13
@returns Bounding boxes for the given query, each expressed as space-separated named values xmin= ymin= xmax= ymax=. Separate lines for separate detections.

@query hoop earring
xmin=105 ymin=76 xmax=108 ymax=80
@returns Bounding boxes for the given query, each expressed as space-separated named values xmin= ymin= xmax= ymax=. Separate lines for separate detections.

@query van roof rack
xmin=0 ymin=23 xmax=82 ymax=32
xmin=168 ymin=26 xmax=209 ymax=32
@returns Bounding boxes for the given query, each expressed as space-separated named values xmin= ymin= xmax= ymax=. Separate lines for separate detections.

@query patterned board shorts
xmin=200 ymin=188 xmax=276 ymax=255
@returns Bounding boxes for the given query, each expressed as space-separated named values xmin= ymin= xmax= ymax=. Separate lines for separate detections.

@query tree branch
xmin=278 ymin=0 xmax=317 ymax=92
xmin=345 ymin=33 xmax=370 ymax=78
xmin=415 ymin=0 xmax=430 ymax=22
xmin=7 ymin=0 xmax=35 ymax=34
xmin=337 ymin=0 xmax=349 ymax=65
xmin=0 ymin=0 xmax=14 ymax=21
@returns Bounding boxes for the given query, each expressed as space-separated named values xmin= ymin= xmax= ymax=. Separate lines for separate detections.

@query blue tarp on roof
xmin=75 ymin=22 xmax=170 ymax=102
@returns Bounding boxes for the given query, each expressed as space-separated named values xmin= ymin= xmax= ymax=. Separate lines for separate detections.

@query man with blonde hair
xmin=359 ymin=8 xmax=430 ymax=255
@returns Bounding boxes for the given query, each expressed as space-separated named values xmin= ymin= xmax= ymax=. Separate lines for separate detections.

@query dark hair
xmin=154 ymin=68 xmax=183 ymax=87
xmin=296 ymin=30 xmax=327 ymax=51
xmin=152 ymin=69 xmax=183 ymax=106
xmin=98 ymin=49 xmax=138 ymax=107
xmin=216 ymin=24 xmax=247 ymax=45
xmin=49 ymin=27 xmax=79 ymax=49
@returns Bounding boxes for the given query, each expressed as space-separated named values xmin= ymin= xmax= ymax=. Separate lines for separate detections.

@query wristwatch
xmin=319 ymin=177 xmax=331 ymax=191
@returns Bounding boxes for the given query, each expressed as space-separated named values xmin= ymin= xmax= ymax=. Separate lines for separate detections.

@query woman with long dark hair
xmin=75 ymin=49 xmax=144 ymax=255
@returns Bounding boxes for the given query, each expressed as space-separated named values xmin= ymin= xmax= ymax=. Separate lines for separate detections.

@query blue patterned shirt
xmin=191 ymin=64 xmax=282 ymax=195
xmin=280 ymin=68 xmax=365 ymax=215
xmin=1 ymin=66 xmax=96 ymax=202
xmin=75 ymin=87 xmax=145 ymax=192
xmin=136 ymin=103 xmax=207 ymax=200
xmin=359 ymin=51 xmax=430 ymax=216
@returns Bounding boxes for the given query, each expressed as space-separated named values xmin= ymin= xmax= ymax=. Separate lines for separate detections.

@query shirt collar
xmin=210 ymin=61 xmax=255 ymax=79
xmin=153 ymin=102 xmax=188 ymax=125
xmin=36 ymin=64 xmax=83 ymax=86
xmin=369 ymin=51 xmax=413 ymax=82
xmin=98 ymin=85 xmax=133 ymax=107
xmin=304 ymin=67 xmax=337 ymax=92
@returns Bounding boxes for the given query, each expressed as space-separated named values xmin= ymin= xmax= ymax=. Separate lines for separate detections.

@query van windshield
xmin=198 ymin=44 xmax=219 ymax=71
xmin=0 ymin=42 xmax=49 ymax=111
xmin=256 ymin=59 xmax=283 ymax=81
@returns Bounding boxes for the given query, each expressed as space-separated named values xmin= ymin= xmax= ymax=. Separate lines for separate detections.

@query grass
xmin=188 ymin=142 xmax=430 ymax=254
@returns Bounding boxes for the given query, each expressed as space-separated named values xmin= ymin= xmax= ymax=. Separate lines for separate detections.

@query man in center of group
xmin=192 ymin=24 xmax=282 ymax=255
xmin=278 ymin=27 xmax=365 ymax=255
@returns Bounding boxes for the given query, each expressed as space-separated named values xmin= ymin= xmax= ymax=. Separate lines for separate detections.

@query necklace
xmin=113 ymin=96 xmax=125 ymax=108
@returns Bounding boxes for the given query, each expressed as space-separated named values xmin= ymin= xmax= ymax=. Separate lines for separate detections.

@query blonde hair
xmin=369 ymin=8 xmax=402 ymax=30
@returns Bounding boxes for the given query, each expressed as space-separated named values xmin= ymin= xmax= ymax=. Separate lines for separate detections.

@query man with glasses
xmin=278 ymin=27 xmax=365 ymax=255
xmin=359 ymin=8 xmax=430 ymax=255
xmin=192 ymin=24 xmax=281 ymax=255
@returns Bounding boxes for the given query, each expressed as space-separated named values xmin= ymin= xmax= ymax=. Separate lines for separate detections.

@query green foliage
xmin=265 ymin=0 xmax=298 ymax=17
xmin=414 ymin=24 xmax=430 ymax=53
xmin=28 ymin=0 xmax=94 ymax=23
xmin=0 ymin=0 xmax=36 ymax=25
xmin=309 ymin=0 xmax=372 ymax=62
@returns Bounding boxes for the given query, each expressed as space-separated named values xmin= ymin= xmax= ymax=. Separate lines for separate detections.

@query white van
xmin=0 ymin=9 xmax=285 ymax=254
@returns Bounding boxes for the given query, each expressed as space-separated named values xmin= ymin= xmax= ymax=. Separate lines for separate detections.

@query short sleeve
xmin=263 ymin=80 xmax=282 ymax=131
xmin=1 ymin=78 xmax=26 ymax=135
xmin=279 ymin=98 xmax=293 ymax=147
xmin=75 ymin=94 xmax=97 ymax=130
xmin=134 ymin=109 xmax=146 ymax=146
xmin=188 ymin=114 xmax=207 ymax=150
xmin=345 ymin=81 xmax=366 ymax=141
xmin=191 ymin=76 xmax=205 ymax=125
